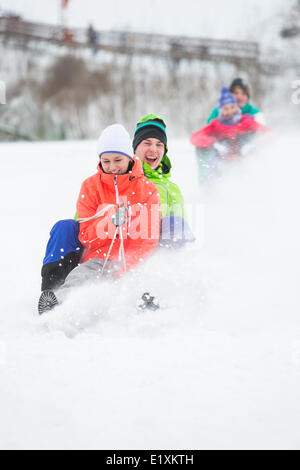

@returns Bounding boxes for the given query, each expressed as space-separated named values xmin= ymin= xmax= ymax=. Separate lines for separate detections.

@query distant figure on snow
xmin=87 ymin=23 xmax=99 ymax=55
xmin=191 ymin=87 xmax=269 ymax=181
xmin=207 ymin=77 xmax=266 ymax=125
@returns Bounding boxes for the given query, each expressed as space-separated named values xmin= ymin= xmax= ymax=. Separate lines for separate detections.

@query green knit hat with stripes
xmin=133 ymin=113 xmax=168 ymax=154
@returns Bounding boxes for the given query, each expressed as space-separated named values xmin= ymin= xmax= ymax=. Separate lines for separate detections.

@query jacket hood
xmin=161 ymin=154 xmax=172 ymax=173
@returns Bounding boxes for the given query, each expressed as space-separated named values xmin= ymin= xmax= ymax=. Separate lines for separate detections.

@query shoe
xmin=138 ymin=292 xmax=160 ymax=312
xmin=38 ymin=290 xmax=58 ymax=315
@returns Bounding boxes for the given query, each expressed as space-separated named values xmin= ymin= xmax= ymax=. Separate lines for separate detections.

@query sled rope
xmin=100 ymin=227 xmax=119 ymax=275
xmin=77 ymin=204 xmax=115 ymax=223
xmin=78 ymin=177 xmax=128 ymax=276
xmin=114 ymin=176 xmax=127 ymax=274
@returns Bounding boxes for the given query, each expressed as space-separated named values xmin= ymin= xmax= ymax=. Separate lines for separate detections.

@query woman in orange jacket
xmin=38 ymin=124 xmax=161 ymax=313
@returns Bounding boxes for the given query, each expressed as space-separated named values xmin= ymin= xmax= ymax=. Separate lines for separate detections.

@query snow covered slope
xmin=0 ymin=135 xmax=300 ymax=450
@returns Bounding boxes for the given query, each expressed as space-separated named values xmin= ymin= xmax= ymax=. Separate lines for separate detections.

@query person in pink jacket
xmin=190 ymin=87 xmax=269 ymax=181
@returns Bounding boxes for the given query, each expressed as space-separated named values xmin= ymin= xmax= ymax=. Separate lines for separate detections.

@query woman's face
xmin=135 ymin=138 xmax=165 ymax=169
xmin=100 ymin=153 xmax=131 ymax=174
xmin=221 ymin=103 xmax=239 ymax=118
xmin=232 ymin=86 xmax=248 ymax=108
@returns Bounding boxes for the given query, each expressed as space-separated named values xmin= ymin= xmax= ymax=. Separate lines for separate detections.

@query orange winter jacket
xmin=77 ymin=157 xmax=161 ymax=273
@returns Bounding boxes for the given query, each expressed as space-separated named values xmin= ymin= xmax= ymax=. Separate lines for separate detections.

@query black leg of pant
xmin=41 ymin=251 xmax=81 ymax=291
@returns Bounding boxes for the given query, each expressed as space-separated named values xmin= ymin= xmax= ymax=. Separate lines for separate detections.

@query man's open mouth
xmin=145 ymin=156 xmax=158 ymax=166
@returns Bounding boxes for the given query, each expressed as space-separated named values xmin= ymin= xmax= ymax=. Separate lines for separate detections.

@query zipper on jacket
xmin=128 ymin=200 xmax=132 ymax=229
xmin=114 ymin=175 xmax=129 ymax=265
xmin=114 ymin=175 xmax=120 ymax=204
xmin=114 ymin=174 xmax=131 ymax=228
xmin=114 ymin=175 xmax=122 ymax=257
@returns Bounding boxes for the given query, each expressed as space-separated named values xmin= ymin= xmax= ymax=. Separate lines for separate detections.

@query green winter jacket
xmin=207 ymin=102 xmax=261 ymax=124
xmin=141 ymin=155 xmax=185 ymax=220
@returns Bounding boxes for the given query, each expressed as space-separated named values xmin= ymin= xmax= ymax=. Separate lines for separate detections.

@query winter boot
xmin=138 ymin=292 xmax=160 ymax=312
xmin=38 ymin=290 xmax=58 ymax=315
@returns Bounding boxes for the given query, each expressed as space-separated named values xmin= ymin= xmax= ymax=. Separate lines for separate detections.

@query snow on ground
xmin=0 ymin=134 xmax=300 ymax=450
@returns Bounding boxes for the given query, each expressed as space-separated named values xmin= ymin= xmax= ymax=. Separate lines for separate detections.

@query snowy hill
xmin=0 ymin=135 xmax=300 ymax=449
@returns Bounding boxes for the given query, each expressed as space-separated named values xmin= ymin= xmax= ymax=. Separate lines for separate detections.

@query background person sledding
xmin=191 ymin=87 xmax=269 ymax=182
xmin=207 ymin=77 xmax=266 ymax=125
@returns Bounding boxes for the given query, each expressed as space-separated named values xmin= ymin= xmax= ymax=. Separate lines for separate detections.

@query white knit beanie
xmin=97 ymin=124 xmax=133 ymax=159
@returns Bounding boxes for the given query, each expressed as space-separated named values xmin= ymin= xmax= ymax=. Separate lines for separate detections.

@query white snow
xmin=1 ymin=0 xmax=299 ymax=451
xmin=0 ymin=134 xmax=300 ymax=450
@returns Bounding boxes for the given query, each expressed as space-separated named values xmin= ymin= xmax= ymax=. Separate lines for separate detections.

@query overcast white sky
xmin=0 ymin=0 xmax=286 ymax=39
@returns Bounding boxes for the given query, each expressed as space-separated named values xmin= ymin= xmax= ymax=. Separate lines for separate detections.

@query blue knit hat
xmin=218 ymin=87 xmax=238 ymax=111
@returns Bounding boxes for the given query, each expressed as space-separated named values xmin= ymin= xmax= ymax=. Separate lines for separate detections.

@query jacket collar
xmin=97 ymin=156 xmax=144 ymax=189
xmin=141 ymin=154 xmax=172 ymax=180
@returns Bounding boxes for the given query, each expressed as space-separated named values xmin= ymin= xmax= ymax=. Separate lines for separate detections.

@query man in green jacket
xmin=134 ymin=114 xmax=183 ymax=217
xmin=132 ymin=113 xmax=192 ymax=245
xmin=207 ymin=78 xmax=265 ymax=125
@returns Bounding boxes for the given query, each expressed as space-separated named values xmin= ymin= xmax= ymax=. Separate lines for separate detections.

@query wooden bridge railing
xmin=0 ymin=18 xmax=259 ymax=64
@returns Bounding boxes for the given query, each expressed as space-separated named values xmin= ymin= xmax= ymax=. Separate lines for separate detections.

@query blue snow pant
xmin=41 ymin=219 xmax=83 ymax=291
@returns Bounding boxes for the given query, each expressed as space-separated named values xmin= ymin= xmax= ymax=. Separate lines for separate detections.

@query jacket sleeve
xmin=253 ymin=112 xmax=266 ymax=125
xmin=207 ymin=107 xmax=219 ymax=124
xmin=77 ymin=179 xmax=116 ymax=251
xmin=123 ymin=186 xmax=161 ymax=273
xmin=160 ymin=184 xmax=195 ymax=247
xmin=244 ymin=117 xmax=270 ymax=133
xmin=169 ymin=183 xmax=185 ymax=219
xmin=190 ymin=120 xmax=218 ymax=148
